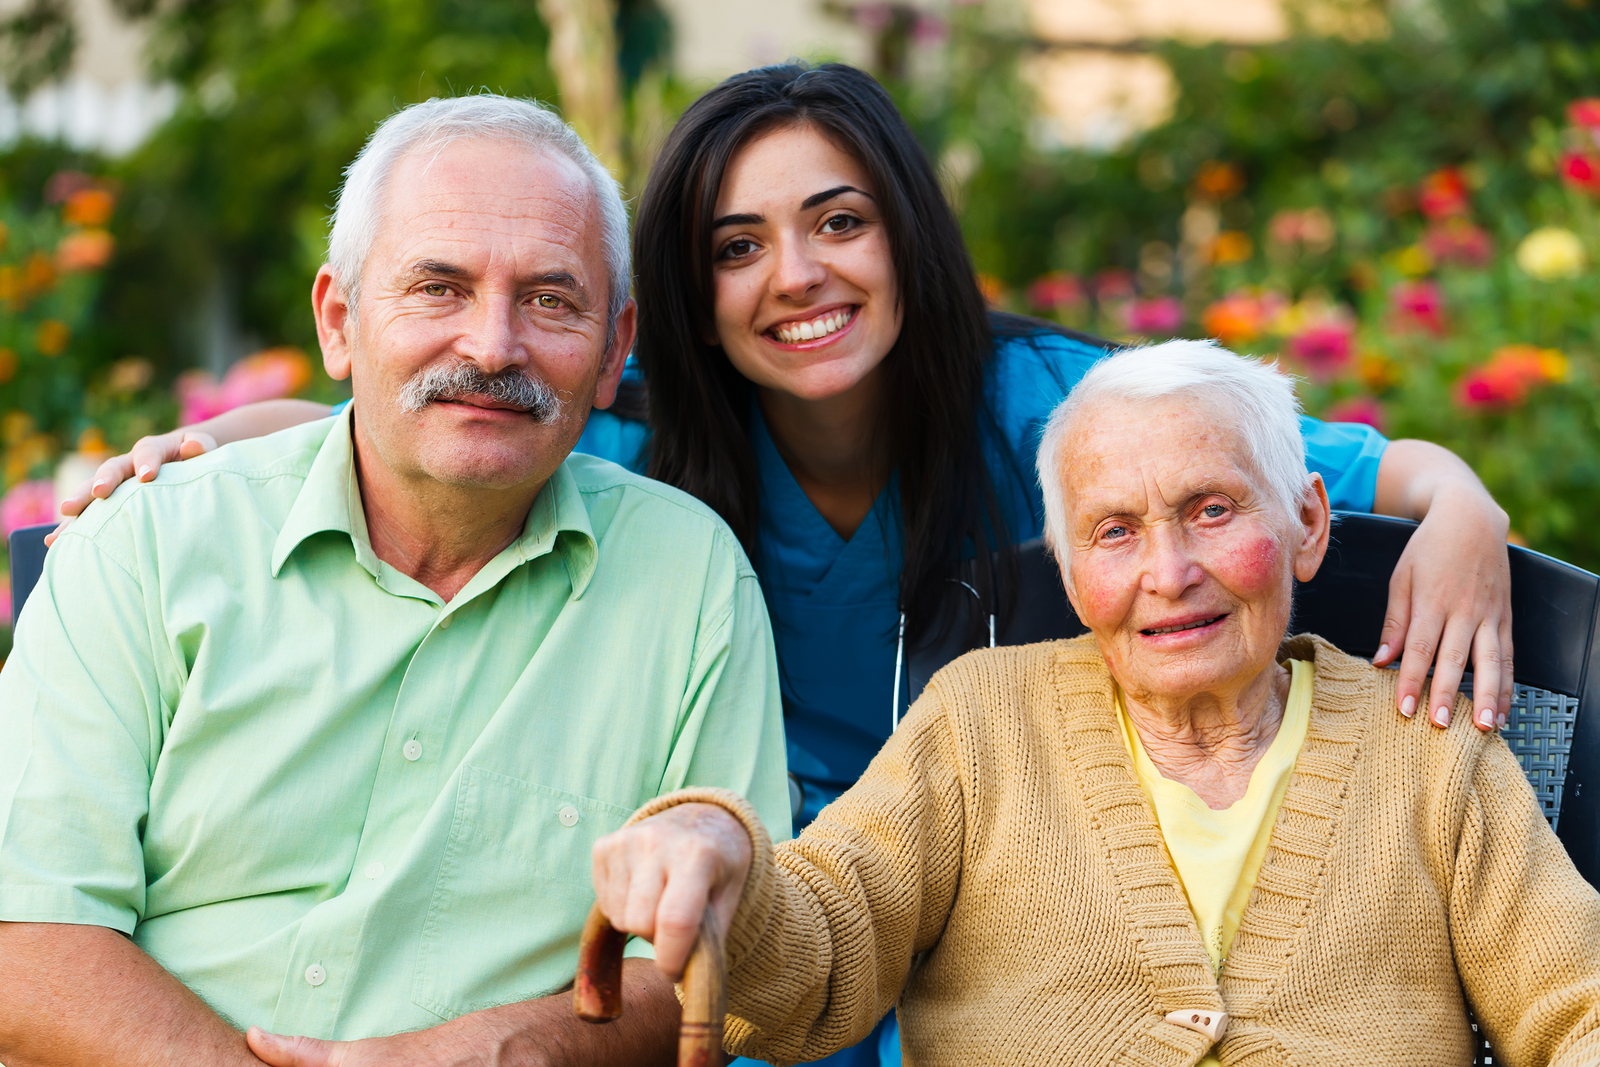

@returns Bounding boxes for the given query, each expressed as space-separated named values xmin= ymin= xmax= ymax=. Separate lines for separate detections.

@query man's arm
xmin=246 ymin=960 xmax=680 ymax=1067
xmin=0 ymin=922 xmax=266 ymax=1067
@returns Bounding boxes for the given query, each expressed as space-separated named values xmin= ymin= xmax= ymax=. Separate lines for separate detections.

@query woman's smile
xmin=765 ymin=304 xmax=858 ymax=348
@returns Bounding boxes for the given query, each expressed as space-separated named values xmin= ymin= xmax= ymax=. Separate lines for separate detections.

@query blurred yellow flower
xmin=1 ymin=411 xmax=34 ymax=446
xmin=1393 ymin=245 xmax=1434 ymax=277
xmin=4 ymin=433 xmax=55 ymax=485
xmin=1358 ymin=352 xmax=1400 ymax=391
xmin=77 ymin=426 xmax=111 ymax=457
xmin=106 ymin=357 xmax=154 ymax=394
xmin=0 ymin=348 xmax=15 ymax=384
xmin=1515 ymin=227 xmax=1586 ymax=280
xmin=35 ymin=320 xmax=71 ymax=356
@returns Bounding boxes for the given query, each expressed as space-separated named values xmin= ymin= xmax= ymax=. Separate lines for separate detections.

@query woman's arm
xmin=592 ymin=698 xmax=966 ymax=1064
xmin=1371 ymin=439 xmax=1512 ymax=733
xmin=48 ymin=399 xmax=335 ymax=545
xmin=1451 ymin=739 xmax=1600 ymax=1065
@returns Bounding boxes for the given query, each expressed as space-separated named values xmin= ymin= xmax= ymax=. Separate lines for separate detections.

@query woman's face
xmin=708 ymin=123 xmax=903 ymax=402
xmin=1056 ymin=396 xmax=1331 ymax=706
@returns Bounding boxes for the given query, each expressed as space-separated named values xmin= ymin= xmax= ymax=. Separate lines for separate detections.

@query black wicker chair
xmin=909 ymin=512 xmax=1600 ymax=1066
xmin=7 ymin=522 xmax=50 ymax=627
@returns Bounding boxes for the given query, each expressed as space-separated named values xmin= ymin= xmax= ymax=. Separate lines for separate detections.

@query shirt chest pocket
xmin=411 ymin=764 xmax=633 ymax=1021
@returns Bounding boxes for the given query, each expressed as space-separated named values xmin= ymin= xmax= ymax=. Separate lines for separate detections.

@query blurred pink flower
xmin=854 ymin=2 xmax=892 ymax=30
xmin=1288 ymin=321 xmax=1355 ymax=378
xmin=1455 ymin=345 xmax=1567 ymax=411
xmin=1568 ymin=98 xmax=1600 ymax=130
xmin=1091 ymin=268 xmax=1135 ymax=301
xmin=1562 ymin=151 xmax=1600 ymax=197
xmin=1322 ymin=396 xmax=1385 ymax=432
xmin=1026 ymin=271 xmax=1084 ymax=311
xmin=1391 ymin=280 xmax=1446 ymax=335
xmin=1417 ymin=168 xmax=1470 ymax=220
xmin=0 ymin=574 xmax=10 ymax=627
xmin=177 ymin=347 xmax=313 ymax=425
xmin=1122 ymin=297 xmax=1183 ymax=335
xmin=912 ymin=15 xmax=947 ymax=45
xmin=1422 ymin=218 xmax=1494 ymax=268
xmin=1 ymin=480 xmax=56 ymax=538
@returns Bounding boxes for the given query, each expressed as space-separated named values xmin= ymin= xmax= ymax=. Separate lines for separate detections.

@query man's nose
xmin=456 ymin=292 xmax=528 ymax=374
xmin=769 ymin=235 xmax=828 ymax=300
xmin=1139 ymin=527 xmax=1205 ymax=601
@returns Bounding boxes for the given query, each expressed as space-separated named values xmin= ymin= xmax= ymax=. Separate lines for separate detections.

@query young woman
xmin=57 ymin=63 xmax=1513 ymax=1067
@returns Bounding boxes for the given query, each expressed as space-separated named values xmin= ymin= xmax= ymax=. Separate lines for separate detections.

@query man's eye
xmin=536 ymin=294 xmax=563 ymax=309
xmin=422 ymin=283 xmax=450 ymax=297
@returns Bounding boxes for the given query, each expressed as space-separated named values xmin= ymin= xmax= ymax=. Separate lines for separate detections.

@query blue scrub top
xmin=343 ymin=326 xmax=1387 ymax=826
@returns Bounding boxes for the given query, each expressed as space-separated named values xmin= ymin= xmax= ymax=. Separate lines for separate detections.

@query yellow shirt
xmin=1117 ymin=660 xmax=1313 ymax=1064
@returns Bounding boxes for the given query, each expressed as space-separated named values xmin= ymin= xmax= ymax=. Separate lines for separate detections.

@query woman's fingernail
xmin=1375 ymin=644 xmax=1391 ymax=663
xmin=1497 ymin=713 xmax=1508 ymax=730
xmin=1433 ymin=705 xmax=1451 ymax=727
xmin=1477 ymin=708 xmax=1493 ymax=730
xmin=92 ymin=478 xmax=107 ymax=492
xmin=138 ymin=465 xmax=152 ymax=479
xmin=1400 ymin=695 xmax=1416 ymax=718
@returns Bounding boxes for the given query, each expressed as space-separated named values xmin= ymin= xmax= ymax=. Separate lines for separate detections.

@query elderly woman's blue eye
xmin=1203 ymin=504 xmax=1226 ymax=517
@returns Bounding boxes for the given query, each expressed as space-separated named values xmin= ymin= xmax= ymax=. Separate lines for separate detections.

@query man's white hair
xmin=1037 ymin=339 xmax=1310 ymax=553
xmin=327 ymin=94 xmax=630 ymax=344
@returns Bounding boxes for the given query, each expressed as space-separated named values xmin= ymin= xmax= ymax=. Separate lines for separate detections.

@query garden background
xmin=1 ymin=0 xmax=1598 ymax=661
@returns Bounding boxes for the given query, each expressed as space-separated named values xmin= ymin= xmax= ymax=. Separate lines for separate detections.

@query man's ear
xmin=1292 ymin=472 xmax=1333 ymax=583
xmin=313 ymin=265 xmax=353 ymax=382
xmin=591 ymin=298 xmax=638 ymax=411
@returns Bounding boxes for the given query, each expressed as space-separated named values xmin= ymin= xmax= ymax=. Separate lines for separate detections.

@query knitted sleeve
xmin=704 ymin=688 xmax=967 ymax=1064
xmin=1449 ymin=735 xmax=1600 ymax=1067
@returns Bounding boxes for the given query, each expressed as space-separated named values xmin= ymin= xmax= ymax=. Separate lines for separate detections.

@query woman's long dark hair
xmin=633 ymin=62 xmax=1012 ymax=646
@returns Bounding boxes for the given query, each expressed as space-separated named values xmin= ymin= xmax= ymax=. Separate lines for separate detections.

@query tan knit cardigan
xmin=634 ymin=634 xmax=1600 ymax=1066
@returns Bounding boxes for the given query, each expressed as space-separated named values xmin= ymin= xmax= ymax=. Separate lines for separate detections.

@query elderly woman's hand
xmin=591 ymin=802 xmax=753 ymax=980
xmin=1372 ymin=441 xmax=1512 ymax=733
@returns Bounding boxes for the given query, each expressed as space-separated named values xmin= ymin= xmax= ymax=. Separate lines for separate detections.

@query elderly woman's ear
xmin=1291 ymin=473 xmax=1333 ymax=584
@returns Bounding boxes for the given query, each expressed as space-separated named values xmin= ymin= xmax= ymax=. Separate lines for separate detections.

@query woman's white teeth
xmin=775 ymin=309 xmax=851 ymax=344
xmin=1144 ymin=615 xmax=1224 ymax=636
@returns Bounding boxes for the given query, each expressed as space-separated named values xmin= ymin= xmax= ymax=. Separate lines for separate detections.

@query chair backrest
xmin=907 ymin=512 xmax=1600 ymax=884
xmin=8 ymin=523 xmax=51 ymax=626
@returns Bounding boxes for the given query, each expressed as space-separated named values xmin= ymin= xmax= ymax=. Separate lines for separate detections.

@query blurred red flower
xmin=1418 ymin=168 xmax=1470 ymax=219
xmin=1322 ymin=396 xmax=1385 ymax=432
xmin=1422 ymin=218 xmax=1493 ymax=268
xmin=1561 ymin=151 xmax=1600 ymax=196
xmin=1391 ymin=280 xmax=1446 ymax=334
xmin=1568 ymin=98 xmax=1600 ymax=129
xmin=1288 ymin=321 xmax=1355 ymax=378
xmin=1026 ymin=271 xmax=1084 ymax=311
xmin=1455 ymin=344 xmax=1567 ymax=410
xmin=1122 ymin=297 xmax=1183 ymax=335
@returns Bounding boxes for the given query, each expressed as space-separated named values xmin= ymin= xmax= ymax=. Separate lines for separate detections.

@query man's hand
xmin=591 ymin=802 xmax=754 ymax=980
xmin=248 ymin=959 xmax=681 ymax=1067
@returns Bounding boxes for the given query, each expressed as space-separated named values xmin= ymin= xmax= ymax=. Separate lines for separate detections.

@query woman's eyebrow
xmin=712 ymin=211 xmax=763 ymax=229
xmin=801 ymin=184 xmax=871 ymax=210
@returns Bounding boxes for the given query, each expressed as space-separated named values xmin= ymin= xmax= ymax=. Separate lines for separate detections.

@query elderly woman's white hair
xmin=1037 ymin=339 xmax=1311 ymax=553
xmin=327 ymin=94 xmax=631 ymax=344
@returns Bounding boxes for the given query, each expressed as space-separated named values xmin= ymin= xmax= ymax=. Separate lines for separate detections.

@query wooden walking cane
xmin=574 ymin=901 xmax=727 ymax=1067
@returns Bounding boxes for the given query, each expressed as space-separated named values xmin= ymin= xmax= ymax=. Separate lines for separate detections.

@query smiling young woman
xmin=55 ymin=63 xmax=1517 ymax=1067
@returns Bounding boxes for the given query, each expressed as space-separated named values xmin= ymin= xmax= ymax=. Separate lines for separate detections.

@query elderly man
xmin=0 ymin=96 xmax=788 ymax=1066
xmin=590 ymin=341 xmax=1600 ymax=1066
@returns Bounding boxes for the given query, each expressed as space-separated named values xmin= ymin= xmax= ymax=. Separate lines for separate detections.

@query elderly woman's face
xmin=1058 ymin=396 xmax=1330 ymax=703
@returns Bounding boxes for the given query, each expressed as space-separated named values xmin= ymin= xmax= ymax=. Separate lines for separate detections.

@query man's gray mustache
xmin=397 ymin=361 xmax=565 ymax=423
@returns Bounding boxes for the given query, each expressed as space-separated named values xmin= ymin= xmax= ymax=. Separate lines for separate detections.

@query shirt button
xmin=403 ymin=739 xmax=422 ymax=761
xmin=364 ymin=862 xmax=385 ymax=880
xmin=558 ymin=804 xmax=580 ymax=827
xmin=439 ymin=614 xmax=452 ymax=630
xmin=304 ymin=964 xmax=327 ymax=987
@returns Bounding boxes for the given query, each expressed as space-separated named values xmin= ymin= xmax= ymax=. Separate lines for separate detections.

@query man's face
xmin=316 ymin=138 xmax=632 ymax=493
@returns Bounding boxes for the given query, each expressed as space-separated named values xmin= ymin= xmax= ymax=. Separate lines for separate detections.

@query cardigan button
xmin=1165 ymin=1009 xmax=1228 ymax=1042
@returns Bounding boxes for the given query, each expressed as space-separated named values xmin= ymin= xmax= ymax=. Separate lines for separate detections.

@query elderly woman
xmin=591 ymin=341 xmax=1600 ymax=1066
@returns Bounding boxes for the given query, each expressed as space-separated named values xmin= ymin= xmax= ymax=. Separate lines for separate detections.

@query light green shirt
xmin=0 ymin=409 xmax=789 ymax=1040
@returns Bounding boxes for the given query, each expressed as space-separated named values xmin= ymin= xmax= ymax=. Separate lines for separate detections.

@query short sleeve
xmin=1300 ymin=416 xmax=1388 ymax=513
xmin=0 ymin=524 xmax=169 ymax=933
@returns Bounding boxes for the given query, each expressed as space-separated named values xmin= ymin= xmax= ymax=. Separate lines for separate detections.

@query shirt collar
xmin=272 ymin=404 xmax=599 ymax=598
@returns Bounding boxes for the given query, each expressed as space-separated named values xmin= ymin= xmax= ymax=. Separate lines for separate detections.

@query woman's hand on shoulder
xmin=46 ymin=429 xmax=217 ymax=545
xmin=591 ymin=802 xmax=753 ymax=980
xmin=1372 ymin=441 xmax=1512 ymax=735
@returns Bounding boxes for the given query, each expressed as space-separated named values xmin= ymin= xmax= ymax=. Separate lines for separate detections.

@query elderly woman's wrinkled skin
xmin=1055 ymin=394 xmax=1330 ymax=809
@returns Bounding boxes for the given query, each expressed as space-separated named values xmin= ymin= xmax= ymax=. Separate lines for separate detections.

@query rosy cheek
xmin=1072 ymin=558 xmax=1131 ymax=626
xmin=1213 ymin=535 xmax=1283 ymax=596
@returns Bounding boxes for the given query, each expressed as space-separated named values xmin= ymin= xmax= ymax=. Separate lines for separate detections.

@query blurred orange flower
xmin=1201 ymin=292 xmax=1277 ymax=345
xmin=1455 ymin=345 xmax=1567 ymax=410
xmin=56 ymin=229 xmax=114 ymax=272
xmin=1417 ymin=168 xmax=1470 ymax=219
xmin=0 ymin=348 xmax=15 ymax=385
xmin=1194 ymin=161 xmax=1246 ymax=201
xmin=23 ymin=253 xmax=55 ymax=296
xmin=976 ymin=273 xmax=1006 ymax=307
xmin=0 ymin=266 xmax=18 ymax=303
xmin=1358 ymin=352 xmax=1400 ymax=391
xmin=1208 ymin=230 xmax=1254 ymax=265
xmin=35 ymin=320 xmax=71 ymax=356
xmin=63 ymin=187 xmax=115 ymax=227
